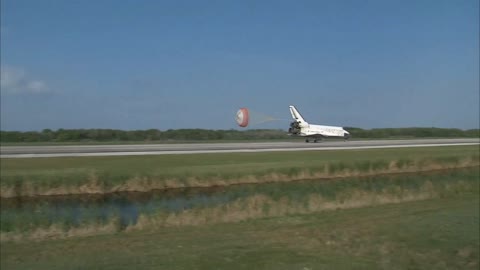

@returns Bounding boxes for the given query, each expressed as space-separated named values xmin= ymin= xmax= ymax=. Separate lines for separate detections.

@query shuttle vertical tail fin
xmin=289 ymin=105 xmax=308 ymax=126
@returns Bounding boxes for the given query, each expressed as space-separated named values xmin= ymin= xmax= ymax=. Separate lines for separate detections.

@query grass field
xmin=1 ymin=145 xmax=479 ymax=197
xmin=1 ymin=194 xmax=478 ymax=270
xmin=1 ymin=166 xmax=478 ymax=241
xmin=0 ymin=138 xmax=302 ymax=146
xmin=0 ymin=137 xmax=464 ymax=146
xmin=1 ymin=146 xmax=478 ymax=269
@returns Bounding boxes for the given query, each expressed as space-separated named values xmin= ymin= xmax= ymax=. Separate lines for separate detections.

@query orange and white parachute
xmin=235 ymin=107 xmax=282 ymax=127
xmin=236 ymin=108 xmax=249 ymax=127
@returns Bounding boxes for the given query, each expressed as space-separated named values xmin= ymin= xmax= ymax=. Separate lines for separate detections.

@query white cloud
xmin=1 ymin=66 xmax=51 ymax=94
xmin=27 ymin=80 xmax=48 ymax=92
xmin=0 ymin=26 xmax=8 ymax=37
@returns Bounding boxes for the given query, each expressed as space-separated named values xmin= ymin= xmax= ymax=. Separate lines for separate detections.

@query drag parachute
xmin=235 ymin=107 xmax=286 ymax=128
xmin=236 ymin=108 xmax=249 ymax=127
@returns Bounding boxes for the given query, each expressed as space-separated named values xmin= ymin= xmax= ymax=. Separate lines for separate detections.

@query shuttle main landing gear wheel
xmin=305 ymin=139 xmax=309 ymax=143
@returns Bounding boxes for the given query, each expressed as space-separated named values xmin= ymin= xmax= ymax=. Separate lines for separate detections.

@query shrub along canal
xmin=1 ymin=167 xmax=478 ymax=240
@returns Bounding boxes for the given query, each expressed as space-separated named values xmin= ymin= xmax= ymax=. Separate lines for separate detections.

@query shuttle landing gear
xmin=305 ymin=139 xmax=310 ymax=143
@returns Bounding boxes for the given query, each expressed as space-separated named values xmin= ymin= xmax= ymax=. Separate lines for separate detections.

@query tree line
xmin=0 ymin=127 xmax=478 ymax=143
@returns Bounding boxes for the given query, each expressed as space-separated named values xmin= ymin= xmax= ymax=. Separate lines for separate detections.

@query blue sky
xmin=1 ymin=0 xmax=478 ymax=131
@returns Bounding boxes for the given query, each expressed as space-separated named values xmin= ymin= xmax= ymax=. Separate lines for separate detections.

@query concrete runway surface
xmin=1 ymin=138 xmax=478 ymax=158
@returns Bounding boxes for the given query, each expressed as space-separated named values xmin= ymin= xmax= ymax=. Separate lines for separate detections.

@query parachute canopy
xmin=236 ymin=108 xmax=249 ymax=127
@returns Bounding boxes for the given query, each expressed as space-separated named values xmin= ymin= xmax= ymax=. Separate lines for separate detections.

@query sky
xmin=1 ymin=0 xmax=479 ymax=131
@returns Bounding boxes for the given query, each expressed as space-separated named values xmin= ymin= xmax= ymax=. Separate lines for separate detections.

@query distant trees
xmin=344 ymin=127 xmax=480 ymax=139
xmin=0 ymin=127 xmax=478 ymax=143
xmin=0 ymin=129 xmax=290 ymax=143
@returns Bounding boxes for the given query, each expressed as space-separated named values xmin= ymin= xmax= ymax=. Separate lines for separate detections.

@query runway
xmin=1 ymin=138 xmax=478 ymax=158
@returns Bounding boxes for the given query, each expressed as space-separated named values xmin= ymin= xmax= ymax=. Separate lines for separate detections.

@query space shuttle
xmin=288 ymin=105 xmax=350 ymax=143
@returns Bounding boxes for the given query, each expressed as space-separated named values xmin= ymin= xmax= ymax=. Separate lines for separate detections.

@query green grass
xmin=2 ymin=167 xmax=478 ymax=239
xmin=1 ymin=137 xmax=468 ymax=146
xmin=10 ymin=137 xmax=385 ymax=147
xmin=1 ymin=145 xmax=479 ymax=197
xmin=0 ymin=138 xmax=304 ymax=146
xmin=1 ymin=194 xmax=478 ymax=270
